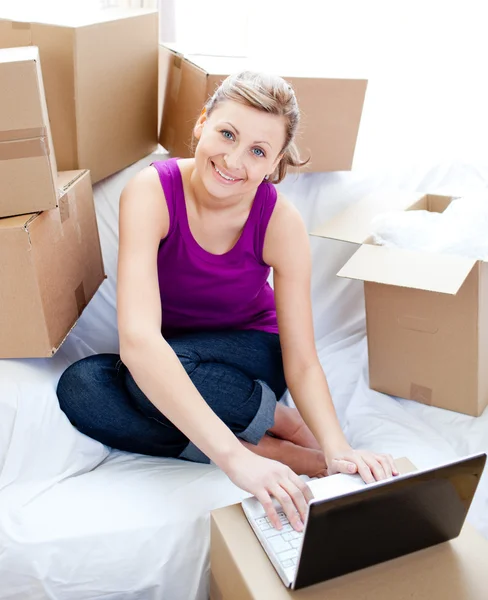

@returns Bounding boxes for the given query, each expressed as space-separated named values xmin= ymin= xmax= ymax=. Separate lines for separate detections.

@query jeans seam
xmin=146 ymin=414 xmax=174 ymax=430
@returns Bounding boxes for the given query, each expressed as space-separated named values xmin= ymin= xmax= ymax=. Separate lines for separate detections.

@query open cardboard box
xmin=210 ymin=457 xmax=488 ymax=599
xmin=311 ymin=191 xmax=488 ymax=417
xmin=158 ymin=44 xmax=367 ymax=173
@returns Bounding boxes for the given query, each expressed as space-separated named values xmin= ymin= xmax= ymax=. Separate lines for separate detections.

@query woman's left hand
xmin=325 ymin=446 xmax=399 ymax=483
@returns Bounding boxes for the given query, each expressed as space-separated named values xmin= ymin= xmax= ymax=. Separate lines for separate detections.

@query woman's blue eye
xmin=222 ymin=130 xmax=234 ymax=140
xmin=253 ymin=147 xmax=265 ymax=157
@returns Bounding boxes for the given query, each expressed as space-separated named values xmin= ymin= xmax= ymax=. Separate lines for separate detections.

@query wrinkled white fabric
xmin=0 ymin=151 xmax=488 ymax=599
xmin=372 ymin=193 xmax=488 ymax=259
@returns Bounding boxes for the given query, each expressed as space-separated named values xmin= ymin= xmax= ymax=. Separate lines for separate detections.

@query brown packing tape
xmin=410 ymin=383 xmax=433 ymax=405
xmin=209 ymin=574 xmax=224 ymax=600
xmin=75 ymin=282 xmax=86 ymax=317
xmin=170 ymin=67 xmax=182 ymax=102
xmin=0 ymin=137 xmax=49 ymax=161
xmin=12 ymin=21 xmax=31 ymax=30
xmin=59 ymin=194 xmax=70 ymax=224
xmin=167 ymin=126 xmax=175 ymax=149
xmin=0 ymin=127 xmax=47 ymax=142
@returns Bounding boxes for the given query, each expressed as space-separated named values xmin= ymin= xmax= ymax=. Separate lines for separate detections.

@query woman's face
xmin=193 ymin=100 xmax=286 ymax=199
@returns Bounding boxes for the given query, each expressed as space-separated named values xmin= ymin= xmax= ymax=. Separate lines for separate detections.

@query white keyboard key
xmin=292 ymin=557 xmax=298 ymax=566
xmin=279 ymin=548 xmax=299 ymax=562
xmin=282 ymin=559 xmax=294 ymax=568
xmin=282 ymin=532 xmax=295 ymax=542
xmin=256 ymin=517 xmax=271 ymax=531
xmin=290 ymin=538 xmax=301 ymax=549
xmin=268 ymin=536 xmax=292 ymax=554
xmin=263 ymin=527 xmax=281 ymax=538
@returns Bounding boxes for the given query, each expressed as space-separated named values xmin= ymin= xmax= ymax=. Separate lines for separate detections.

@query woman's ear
xmin=193 ymin=107 xmax=207 ymax=140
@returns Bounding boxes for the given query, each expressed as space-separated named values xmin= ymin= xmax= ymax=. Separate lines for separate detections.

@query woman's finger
xmin=331 ymin=459 xmax=358 ymax=476
xmin=389 ymin=455 xmax=399 ymax=476
xmin=270 ymin=485 xmax=304 ymax=532
xmin=289 ymin=471 xmax=315 ymax=504
xmin=354 ymin=457 xmax=375 ymax=483
xmin=256 ymin=491 xmax=282 ymax=530
xmin=377 ymin=454 xmax=393 ymax=478
xmin=363 ymin=455 xmax=387 ymax=481
xmin=279 ymin=477 xmax=309 ymax=523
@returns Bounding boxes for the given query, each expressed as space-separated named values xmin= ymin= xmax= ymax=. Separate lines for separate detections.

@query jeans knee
xmin=57 ymin=362 xmax=82 ymax=403
xmin=56 ymin=354 xmax=120 ymax=410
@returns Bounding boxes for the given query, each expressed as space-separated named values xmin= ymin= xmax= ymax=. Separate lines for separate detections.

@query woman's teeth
xmin=213 ymin=163 xmax=237 ymax=181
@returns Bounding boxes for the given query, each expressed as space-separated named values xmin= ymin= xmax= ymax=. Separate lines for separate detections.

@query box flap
xmin=311 ymin=191 xmax=427 ymax=244
xmin=338 ymin=244 xmax=477 ymax=294
xmin=0 ymin=213 xmax=38 ymax=230
xmin=57 ymin=169 xmax=88 ymax=192
xmin=183 ymin=51 xmax=368 ymax=80
xmin=164 ymin=41 xmax=367 ymax=78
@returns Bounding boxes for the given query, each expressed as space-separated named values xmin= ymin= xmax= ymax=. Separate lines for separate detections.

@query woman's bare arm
xmin=116 ymin=167 xmax=312 ymax=529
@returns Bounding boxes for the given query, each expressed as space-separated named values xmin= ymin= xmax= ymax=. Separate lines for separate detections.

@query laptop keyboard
xmin=255 ymin=511 xmax=303 ymax=570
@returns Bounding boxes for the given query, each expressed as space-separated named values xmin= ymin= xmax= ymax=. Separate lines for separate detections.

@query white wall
xmin=0 ymin=0 xmax=101 ymax=13
xmin=4 ymin=0 xmax=487 ymax=169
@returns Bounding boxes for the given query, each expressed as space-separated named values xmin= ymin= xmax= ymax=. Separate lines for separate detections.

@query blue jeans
xmin=56 ymin=330 xmax=286 ymax=463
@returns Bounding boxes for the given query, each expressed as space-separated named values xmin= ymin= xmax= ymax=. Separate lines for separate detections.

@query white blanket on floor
xmin=1 ymin=153 xmax=488 ymax=599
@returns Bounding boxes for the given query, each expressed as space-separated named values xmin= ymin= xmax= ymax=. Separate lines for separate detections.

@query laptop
xmin=242 ymin=452 xmax=486 ymax=590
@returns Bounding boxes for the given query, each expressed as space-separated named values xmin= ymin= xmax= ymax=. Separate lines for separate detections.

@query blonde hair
xmin=203 ymin=71 xmax=309 ymax=184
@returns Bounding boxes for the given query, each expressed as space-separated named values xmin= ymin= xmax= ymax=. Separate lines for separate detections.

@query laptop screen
xmin=294 ymin=453 xmax=486 ymax=590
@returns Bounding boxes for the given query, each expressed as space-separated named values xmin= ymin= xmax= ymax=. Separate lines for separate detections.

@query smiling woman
xmin=57 ymin=69 xmax=398 ymax=534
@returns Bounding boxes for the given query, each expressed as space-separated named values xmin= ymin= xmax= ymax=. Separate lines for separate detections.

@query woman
xmin=57 ymin=72 xmax=397 ymax=532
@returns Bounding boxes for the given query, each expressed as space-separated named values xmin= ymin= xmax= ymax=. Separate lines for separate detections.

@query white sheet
xmin=1 ymin=153 xmax=488 ymax=599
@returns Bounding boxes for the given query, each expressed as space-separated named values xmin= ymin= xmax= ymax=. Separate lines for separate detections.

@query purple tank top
xmin=152 ymin=158 xmax=279 ymax=337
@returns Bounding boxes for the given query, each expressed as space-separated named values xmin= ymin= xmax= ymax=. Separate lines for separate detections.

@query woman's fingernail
xmin=348 ymin=464 xmax=356 ymax=472
xmin=296 ymin=520 xmax=304 ymax=531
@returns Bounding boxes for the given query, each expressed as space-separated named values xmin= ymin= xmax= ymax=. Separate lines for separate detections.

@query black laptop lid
xmin=294 ymin=453 xmax=486 ymax=590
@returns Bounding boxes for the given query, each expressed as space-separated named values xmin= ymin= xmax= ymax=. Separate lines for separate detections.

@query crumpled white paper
xmin=372 ymin=193 xmax=488 ymax=260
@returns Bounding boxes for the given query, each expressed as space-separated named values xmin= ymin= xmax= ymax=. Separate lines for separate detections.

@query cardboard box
xmin=311 ymin=192 xmax=488 ymax=417
xmin=158 ymin=45 xmax=367 ymax=173
xmin=0 ymin=9 xmax=159 ymax=183
xmin=0 ymin=46 xmax=58 ymax=218
xmin=210 ymin=458 xmax=488 ymax=599
xmin=0 ymin=170 xmax=105 ymax=358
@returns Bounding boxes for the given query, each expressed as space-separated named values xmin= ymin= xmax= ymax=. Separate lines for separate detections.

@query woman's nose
xmin=224 ymin=148 xmax=244 ymax=170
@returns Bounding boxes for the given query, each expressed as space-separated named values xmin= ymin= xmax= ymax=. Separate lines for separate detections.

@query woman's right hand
xmin=225 ymin=450 xmax=313 ymax=532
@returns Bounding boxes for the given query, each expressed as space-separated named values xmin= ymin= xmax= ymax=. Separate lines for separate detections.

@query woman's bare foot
xmin=242 ymin=435 xmax=327 ymax=478
xmin=268 ymin=403 xmax=322 ymax=451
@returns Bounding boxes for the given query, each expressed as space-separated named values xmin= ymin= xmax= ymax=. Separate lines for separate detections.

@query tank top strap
xmin=250 ymin=181 xmax=278 ymax=265
xmin=151 ymin=158 xmax=184 ymax=238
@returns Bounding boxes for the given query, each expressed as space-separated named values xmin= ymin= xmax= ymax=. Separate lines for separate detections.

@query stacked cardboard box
xmin=0 ymin=46 xmax=58 ymax=218
xmin=158 ymin=44 xmax=368 ymax=173
xmin=0 ymin=46 xmax=105 ymax=358
xmin=0 ymin=8 xmax=159 ymax=183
